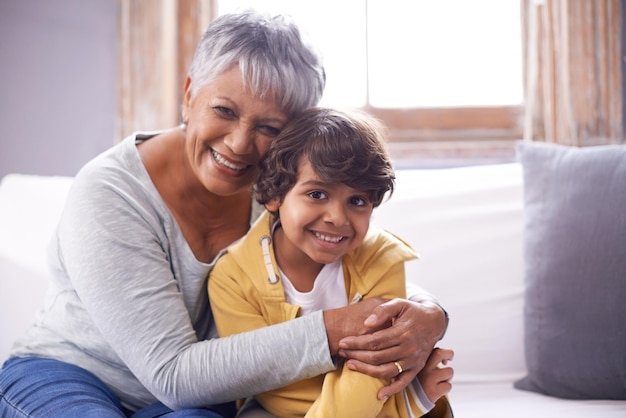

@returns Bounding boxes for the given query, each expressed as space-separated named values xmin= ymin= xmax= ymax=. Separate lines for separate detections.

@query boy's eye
xmin=308 ymin=190 xmax=327 ymax=200
xmin=350 ymin=196 xmax=368 ymax=207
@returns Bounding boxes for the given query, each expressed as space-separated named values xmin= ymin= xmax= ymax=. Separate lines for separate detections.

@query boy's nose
xmin=324 ymin=202 xmax=349 ymax=226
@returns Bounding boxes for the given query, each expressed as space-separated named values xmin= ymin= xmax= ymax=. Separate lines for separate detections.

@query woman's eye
xmin=215 ymin=106 xmax=235 ymax=117
xmin=308 ymin=190 xmax=326 ymax=200
xmin=258 ymin=125 xmax=281 ymax=137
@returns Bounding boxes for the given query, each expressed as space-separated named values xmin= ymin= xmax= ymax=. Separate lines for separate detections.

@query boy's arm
xmin=305 ymin=262 xmax=431 ymax=418
xmin=304 ymin=361 xmax=388 ymax=418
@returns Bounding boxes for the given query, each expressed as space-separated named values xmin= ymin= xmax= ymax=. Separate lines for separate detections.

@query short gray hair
xmin=188 ymin=10 xmax=326 ymax=116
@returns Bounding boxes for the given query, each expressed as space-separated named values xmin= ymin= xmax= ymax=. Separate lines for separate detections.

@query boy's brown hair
xmin=255 ymin=107 xmax=395 ymax=208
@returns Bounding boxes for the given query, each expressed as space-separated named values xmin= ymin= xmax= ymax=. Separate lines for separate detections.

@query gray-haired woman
xmin=0 ymin=10 xmax=448 ymax=417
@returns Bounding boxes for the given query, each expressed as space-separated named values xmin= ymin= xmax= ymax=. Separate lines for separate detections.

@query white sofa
xmin=1 ymin=164 xmax=625 ymax=416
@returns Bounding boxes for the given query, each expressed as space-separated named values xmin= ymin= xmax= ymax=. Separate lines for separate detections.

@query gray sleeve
xmin=59 ymin=167 xmax=334 ymax=409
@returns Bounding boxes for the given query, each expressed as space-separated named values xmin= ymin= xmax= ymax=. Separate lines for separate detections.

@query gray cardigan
xmin=11 ymin=133 xmax=333 ymax=411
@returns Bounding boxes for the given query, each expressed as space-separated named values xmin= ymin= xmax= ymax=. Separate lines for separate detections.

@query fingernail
xmin=364 ymin=314 xmax=377 ymax=325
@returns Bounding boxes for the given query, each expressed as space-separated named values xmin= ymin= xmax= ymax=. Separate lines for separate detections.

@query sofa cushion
xmin=514 ymin=141 xmax=626 ymax=399
xmin=374 ymin=164 xmax=526 ymax=383
xmin=0 ymin=174 xmax=73 ymax=362
xmin=0 ymin=174 xmax=73 ymax=276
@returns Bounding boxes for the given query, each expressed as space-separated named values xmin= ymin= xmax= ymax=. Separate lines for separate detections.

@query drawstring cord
xmin=260 ymin=235 xmax=279 ymax=284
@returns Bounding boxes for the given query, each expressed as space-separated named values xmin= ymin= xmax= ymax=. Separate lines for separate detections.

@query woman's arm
xmin=59 ymin=167 xmax=339 ymax=410
xmin=407 ymin=281 xmax=450 ymax=338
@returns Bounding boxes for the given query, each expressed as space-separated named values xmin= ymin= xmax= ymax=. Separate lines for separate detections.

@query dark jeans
xmin=0 ymin=356 xmax=236 ymax=417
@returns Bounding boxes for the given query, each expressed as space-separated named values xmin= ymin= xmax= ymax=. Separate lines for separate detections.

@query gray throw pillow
xmin=514 ymin=141 xmax=626 ymax=399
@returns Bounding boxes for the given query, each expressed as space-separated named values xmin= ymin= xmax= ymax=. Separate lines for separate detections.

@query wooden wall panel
xmin=116 ymin=0 xmax=215 ymax=142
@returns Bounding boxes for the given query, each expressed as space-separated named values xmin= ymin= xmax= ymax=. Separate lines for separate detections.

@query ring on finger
xmin=393 ymin=361 xmax=403 ymax=376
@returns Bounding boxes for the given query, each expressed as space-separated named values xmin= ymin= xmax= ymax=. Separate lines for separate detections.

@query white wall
xmin=0 ymin=0 xmax=117 ymax=178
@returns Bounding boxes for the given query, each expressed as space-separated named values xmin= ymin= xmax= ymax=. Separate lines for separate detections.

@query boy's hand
xmin=417 ymin=347 xmax=455 ymax=403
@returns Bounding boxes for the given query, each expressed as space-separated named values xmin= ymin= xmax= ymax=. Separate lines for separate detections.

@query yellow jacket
xmin=209 ymin=211 xmax=434 ymax=418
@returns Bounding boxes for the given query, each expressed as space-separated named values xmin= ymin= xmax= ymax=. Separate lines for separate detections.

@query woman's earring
xmin=180 ymin=115 xmax=188 ymax=132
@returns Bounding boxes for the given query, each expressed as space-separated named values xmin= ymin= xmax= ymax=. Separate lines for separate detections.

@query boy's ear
xmin=265 ymin=199 xmax=280 ymax=212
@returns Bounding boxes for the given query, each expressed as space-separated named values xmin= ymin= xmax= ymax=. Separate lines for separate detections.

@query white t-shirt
xmin=281 ymin=260 xmax=348 ymax=315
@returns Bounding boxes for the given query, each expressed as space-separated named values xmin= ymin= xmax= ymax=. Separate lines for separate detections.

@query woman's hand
xmin=335 ymin=298 xmax=448 ymax=400
xmin=323 ymin=297 xmax=389 ymax=355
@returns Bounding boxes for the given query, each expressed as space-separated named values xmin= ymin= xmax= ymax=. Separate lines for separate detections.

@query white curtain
xmin=522 ymin=0 xmax=623 ymax=145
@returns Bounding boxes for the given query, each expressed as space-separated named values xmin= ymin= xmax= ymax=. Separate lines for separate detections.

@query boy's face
xmin=265 ymin=159 xmax=374 ymax=270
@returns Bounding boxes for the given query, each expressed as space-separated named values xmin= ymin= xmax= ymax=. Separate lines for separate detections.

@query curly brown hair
xmin=255 ymin=107 xmax=395 ymax=209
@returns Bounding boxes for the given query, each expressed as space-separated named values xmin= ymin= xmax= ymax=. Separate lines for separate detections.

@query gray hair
xmin=188 ymin=10 xmax=326 ymax=116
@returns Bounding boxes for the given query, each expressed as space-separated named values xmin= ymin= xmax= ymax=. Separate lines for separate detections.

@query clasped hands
xmin=325 ymin=297 xmax=453 ymax=401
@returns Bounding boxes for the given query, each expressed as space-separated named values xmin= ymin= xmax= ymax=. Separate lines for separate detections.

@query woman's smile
xmin=210 ymin=148 xmax=249 ymax=173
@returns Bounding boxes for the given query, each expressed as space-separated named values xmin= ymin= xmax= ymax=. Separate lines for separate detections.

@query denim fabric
xmin=0 ymin=356 xmax=127 ymax=417
xmin=132 ymin=402 xmax=236 ymax=418
xmin=0 ymin=357 xmax=235 ymax=417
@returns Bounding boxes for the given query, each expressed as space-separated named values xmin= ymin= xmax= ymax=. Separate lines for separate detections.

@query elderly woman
xmin=0 ymin=10 xmax=448 ymax=417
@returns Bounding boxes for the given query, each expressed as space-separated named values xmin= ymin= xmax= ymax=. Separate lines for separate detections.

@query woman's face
xmin=182 ymin=66 xmax=288 ymax=197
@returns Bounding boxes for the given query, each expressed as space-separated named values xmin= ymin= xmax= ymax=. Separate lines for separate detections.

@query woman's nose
xmin=225 ymin=125 xmax=254 ymax=155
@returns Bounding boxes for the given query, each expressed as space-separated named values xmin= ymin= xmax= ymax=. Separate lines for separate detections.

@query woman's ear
xmin=182 ymin=76 xmax=193 ymax=118
xmin=265 ymin=199 xmax=280 ymax=212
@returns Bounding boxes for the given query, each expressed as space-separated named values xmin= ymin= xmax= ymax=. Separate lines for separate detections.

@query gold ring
xmin=393 ymin=361 xmax=403 ymax=375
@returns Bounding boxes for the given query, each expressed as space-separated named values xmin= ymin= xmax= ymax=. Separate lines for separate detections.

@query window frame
xmin=118 ymin=0 xmax=624 ymax=167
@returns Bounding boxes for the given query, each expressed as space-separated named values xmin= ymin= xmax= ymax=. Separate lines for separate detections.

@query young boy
xmin=208 ymin=108 xmax=453 ymax=418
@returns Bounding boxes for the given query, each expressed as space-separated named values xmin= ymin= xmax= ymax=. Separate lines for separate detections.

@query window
xmin=218 ymin=0 xmax=524 ymax=166
xmin=116 ymin=1 xmax=621 ymax=155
